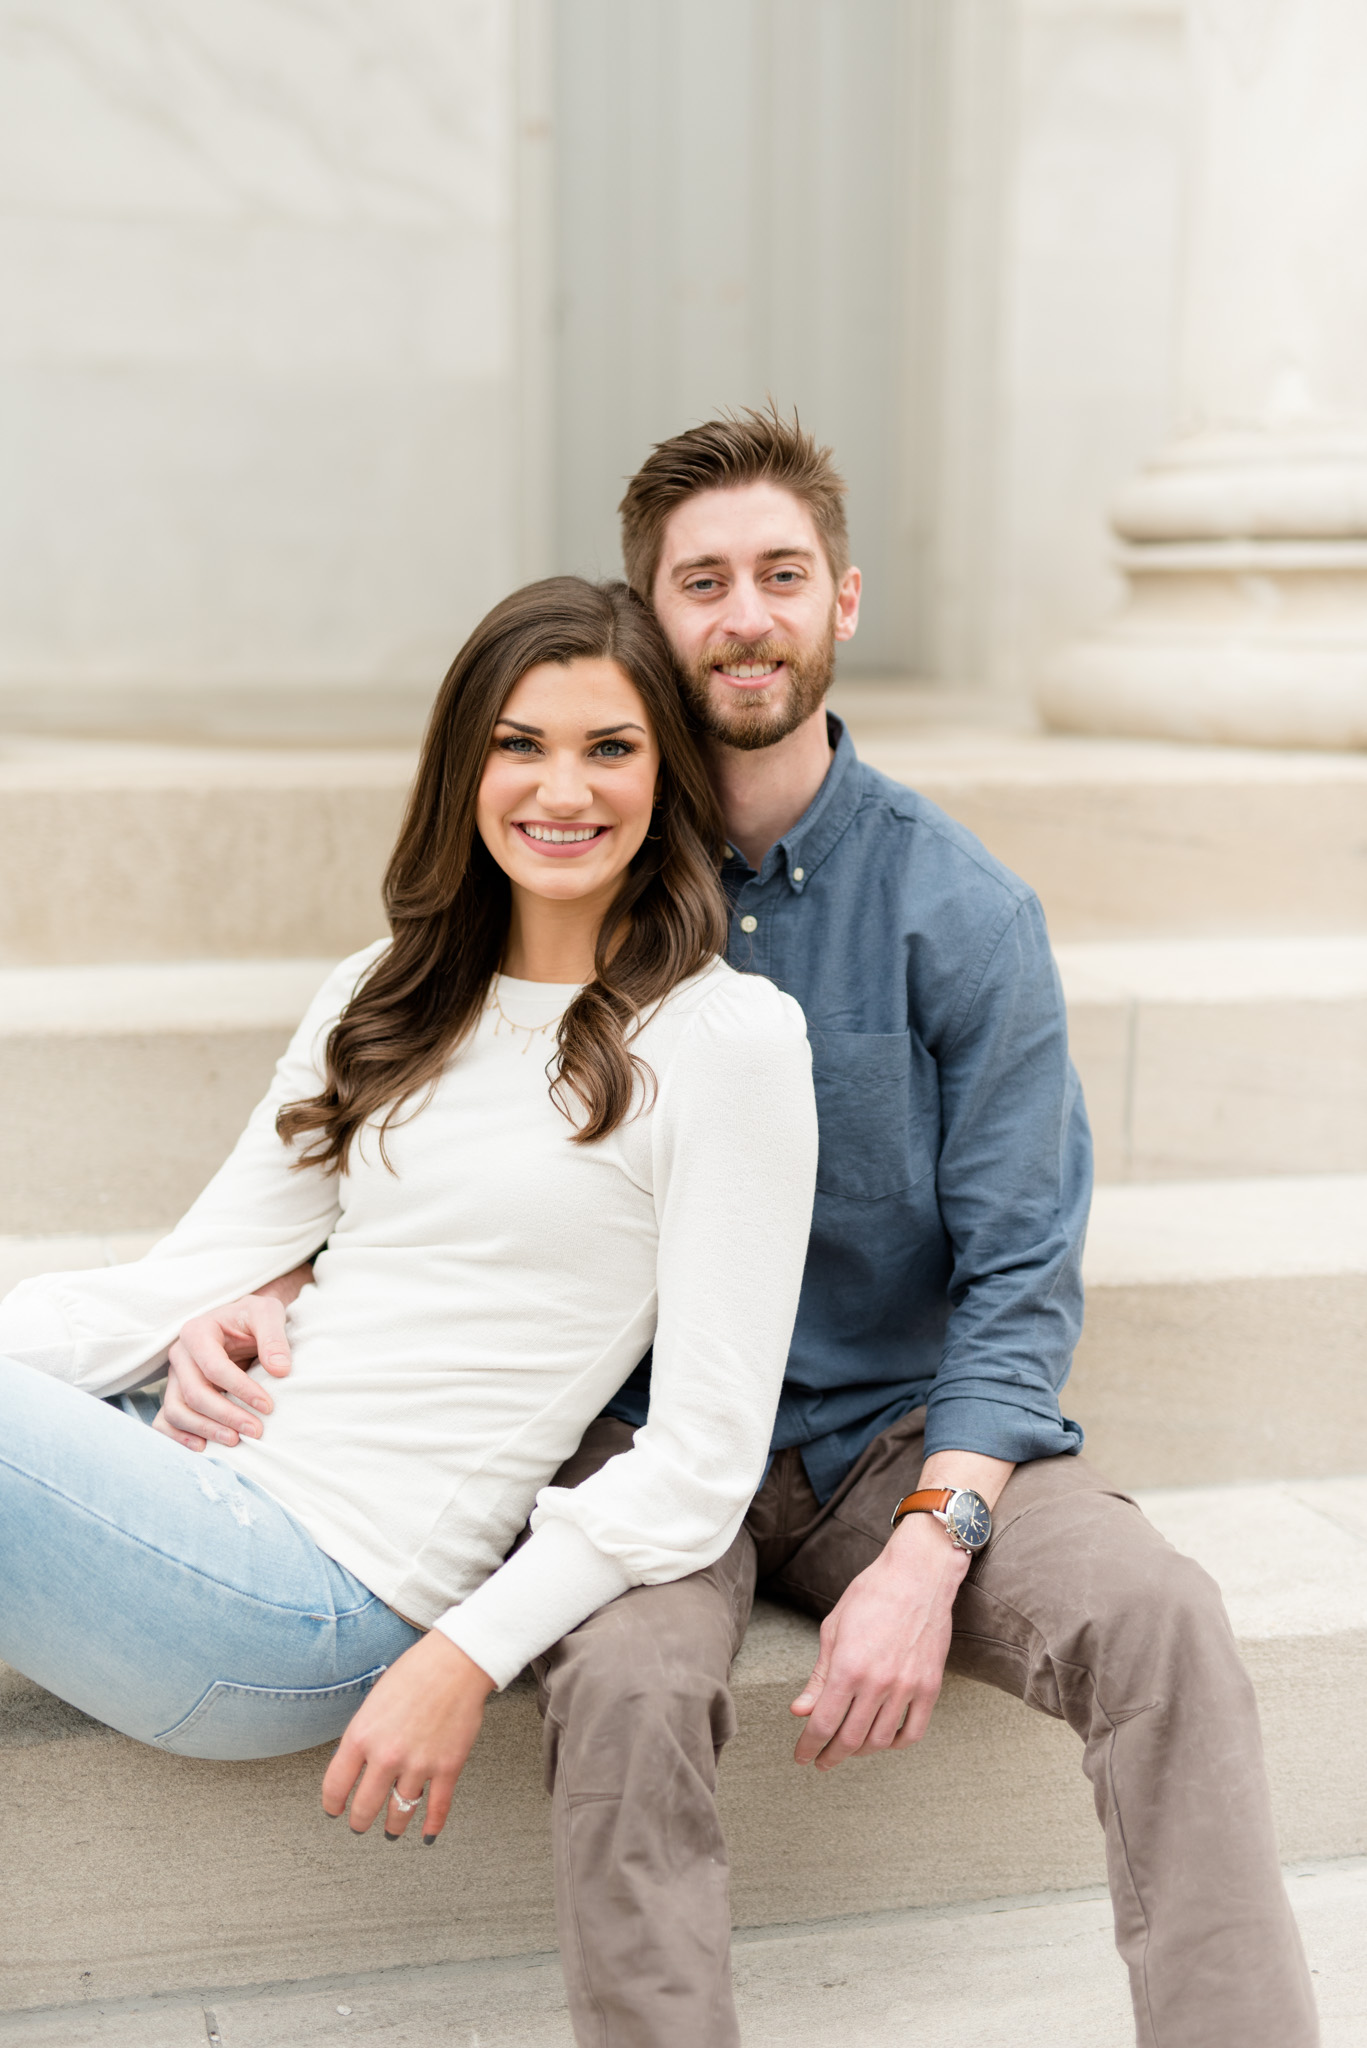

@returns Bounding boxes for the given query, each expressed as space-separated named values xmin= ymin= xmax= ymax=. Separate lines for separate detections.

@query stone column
xmin=1039 ymin=0 xmax=1367 ymax=749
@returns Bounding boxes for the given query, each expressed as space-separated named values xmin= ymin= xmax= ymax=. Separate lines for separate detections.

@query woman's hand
xmin=322 ymin=1632 xmax=495 ymax=1844
xmin=153 ymin=1264 xmax=312 ymax=1451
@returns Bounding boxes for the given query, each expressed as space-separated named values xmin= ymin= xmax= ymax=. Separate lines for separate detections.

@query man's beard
xmin=679 ymin=612 xmax=837 ymax=752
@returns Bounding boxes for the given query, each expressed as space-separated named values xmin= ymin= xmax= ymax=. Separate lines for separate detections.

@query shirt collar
xmin=722 ymin=713 xmax=863 ymax=893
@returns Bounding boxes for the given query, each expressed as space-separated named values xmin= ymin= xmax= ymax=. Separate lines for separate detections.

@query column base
xmin=1041 ymin=636 xmax=1367 ymax=751
xmin=1039 ymin=545 xmax=1367 ymax=751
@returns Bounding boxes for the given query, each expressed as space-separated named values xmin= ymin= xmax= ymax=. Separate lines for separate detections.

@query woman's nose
xmin=536 ymin=758 xmax=593 ymax=814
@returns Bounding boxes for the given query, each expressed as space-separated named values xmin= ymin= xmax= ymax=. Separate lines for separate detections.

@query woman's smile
xmin=513 ymin=820 xmax=613 ymax=855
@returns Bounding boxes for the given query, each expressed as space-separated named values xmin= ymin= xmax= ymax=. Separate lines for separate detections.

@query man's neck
xmin=708 ymin=703 xmax=836 ymax=872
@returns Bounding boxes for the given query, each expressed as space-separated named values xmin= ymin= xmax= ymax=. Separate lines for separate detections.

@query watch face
xmin=947 ymin=1490 xmax=992 ymax=1551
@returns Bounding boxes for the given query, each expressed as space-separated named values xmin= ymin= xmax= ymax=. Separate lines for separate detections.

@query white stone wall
xmin=0 ymin=1 xmax=519 ymax=700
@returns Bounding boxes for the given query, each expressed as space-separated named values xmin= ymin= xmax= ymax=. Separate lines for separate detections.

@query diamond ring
xmin=390 ymin=1790 xmax=421 ymax=1814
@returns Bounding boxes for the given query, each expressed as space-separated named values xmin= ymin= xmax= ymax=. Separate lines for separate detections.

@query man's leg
xmin=766 ymin=1416 xmax=1318 ymax=2048
xmin=531 ymin=1420 xmax=759 ymax=2048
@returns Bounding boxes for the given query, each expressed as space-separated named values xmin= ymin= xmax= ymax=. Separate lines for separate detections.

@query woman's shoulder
xmin=294 ymin=939 xmax=393 ymax=1041
xmin=649 ymin=958 xmax=809 ymax=1050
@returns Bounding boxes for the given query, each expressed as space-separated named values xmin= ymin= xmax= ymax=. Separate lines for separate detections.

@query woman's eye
xmin=498 ymin=735 xmax=538 ymax=754
xmin=593 ymin=739 xmax=632 ymax=759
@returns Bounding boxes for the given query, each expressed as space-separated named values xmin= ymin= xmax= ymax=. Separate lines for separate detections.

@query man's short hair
xmin=618 ymin=404 xmax=849 ymax=599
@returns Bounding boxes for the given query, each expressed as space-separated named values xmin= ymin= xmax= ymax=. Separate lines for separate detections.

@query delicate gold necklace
xmin=486 ymin=980 xmax=565 ymax=1054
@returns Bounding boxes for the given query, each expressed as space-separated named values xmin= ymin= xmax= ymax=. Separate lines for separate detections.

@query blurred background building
xmin=5 ymin=0 xmax=1361 ymax=747
xmin=0 ymin=0 xmax=1218 ymax=735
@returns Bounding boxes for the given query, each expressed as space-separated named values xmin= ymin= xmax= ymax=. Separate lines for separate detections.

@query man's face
xmin=650 ymin=483 xmax=862 ymax=751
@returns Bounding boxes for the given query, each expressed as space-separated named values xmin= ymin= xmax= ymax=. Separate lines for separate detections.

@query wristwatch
xmin=890 ymin=1486 xmax=992 ymax=1554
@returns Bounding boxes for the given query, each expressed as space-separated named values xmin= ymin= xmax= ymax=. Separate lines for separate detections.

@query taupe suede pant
xmin=531 ymin=1412 xmax=1318 ymax=2048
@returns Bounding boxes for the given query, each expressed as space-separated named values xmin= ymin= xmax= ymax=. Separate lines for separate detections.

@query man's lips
xmin=512 ymin=821 xmax=611 ymax=858
xmin=712 ymin=660 xmax=787 ymax=692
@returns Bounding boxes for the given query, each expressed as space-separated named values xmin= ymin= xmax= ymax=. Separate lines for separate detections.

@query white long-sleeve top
xmin=0 ymin=948 xmax=817 ymax=1688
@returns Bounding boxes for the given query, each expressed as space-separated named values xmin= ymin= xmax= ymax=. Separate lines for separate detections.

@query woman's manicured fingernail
xmin=422 ymin=1834 xmax=438 ymax=1847
xmin=384 ymin=1830 xmax=400 ymax=1843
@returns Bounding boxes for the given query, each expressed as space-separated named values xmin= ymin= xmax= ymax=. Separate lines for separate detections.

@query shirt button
xmin=739 ymin=914 xmax=758 ymax=933
xmin=793 ymin=867 xmax=805 ymax=881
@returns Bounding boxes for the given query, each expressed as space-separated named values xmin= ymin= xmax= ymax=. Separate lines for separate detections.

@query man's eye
xmin=688 ymin=577 xmax=719 ymax=594
xmin=771 ymin=569 xmax=801 ymax=585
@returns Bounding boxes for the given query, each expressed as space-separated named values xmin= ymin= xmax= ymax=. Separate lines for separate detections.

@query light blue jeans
xmin=0 ymin=1355 xmax=421 ymax=1759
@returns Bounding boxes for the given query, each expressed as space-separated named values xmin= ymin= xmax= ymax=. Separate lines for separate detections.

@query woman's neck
xmin=501 ymin=887 xmax=610 ymax=983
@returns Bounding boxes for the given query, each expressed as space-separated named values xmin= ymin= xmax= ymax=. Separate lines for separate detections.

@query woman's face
xmin=476 ymin=657 xmax=662 ymax=909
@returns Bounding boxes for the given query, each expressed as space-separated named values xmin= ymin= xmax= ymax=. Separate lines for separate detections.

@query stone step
xmin=2 ymin=1174 xmax=1364 ymax=1492
xmin=5 ymin=724 xmax=1367 ymax=968
xmin=0 ymin=737 xmax=410 ymax=968
xmin=1073 ymin=1173 xmax=1367 ymax=1487
xmin=6 ymin=934 xmax=1366 ymax=1231
xmin=3 ymin=1860 xmax=1364 ymax=2047
xmin=0 ymin=960 xmax=340 ymax=1233
xmin=2 ymin=1477 xmax=1364 ymax=2015
xmin=1057 ymin=933 xmax=1367 ymax=1180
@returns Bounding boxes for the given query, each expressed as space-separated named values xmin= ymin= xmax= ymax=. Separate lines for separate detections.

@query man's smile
xmin=714 ymin=660 xmax=786 ymax=689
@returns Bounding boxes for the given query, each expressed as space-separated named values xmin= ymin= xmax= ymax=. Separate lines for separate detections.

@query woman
xmin=0 ymin=576 xmax=817 ymax=1846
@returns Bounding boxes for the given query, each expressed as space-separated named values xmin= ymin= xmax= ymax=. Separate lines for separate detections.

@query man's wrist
xmin=886 ymin=1508 xmax=973 ymax=1574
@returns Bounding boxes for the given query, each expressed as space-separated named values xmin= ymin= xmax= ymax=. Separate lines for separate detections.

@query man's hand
xmin=790 ymin=1449 xmax=1014 ymax=1769
xmin=790 ymin=1513 xmax=969 ymax=1767
xmin=322 ymin=1631 xmax=495 ymax=1844
xmin=153 ymin=1262 xmax=313 ymax=1452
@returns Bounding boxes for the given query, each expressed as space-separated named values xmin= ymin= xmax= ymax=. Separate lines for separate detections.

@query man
xmin=161 ymin=410 xmax=1317 ymax=2047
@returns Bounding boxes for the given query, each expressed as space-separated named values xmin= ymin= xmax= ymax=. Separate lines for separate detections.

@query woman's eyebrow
xmin=496 ymin=717 xmax=544 ymax=735
xmin=586 ymin=722 xmax=646 ymax=739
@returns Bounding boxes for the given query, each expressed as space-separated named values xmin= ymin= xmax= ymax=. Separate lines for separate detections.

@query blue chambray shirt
xmin=607 ymin=715 xmax=1089 ymax=1501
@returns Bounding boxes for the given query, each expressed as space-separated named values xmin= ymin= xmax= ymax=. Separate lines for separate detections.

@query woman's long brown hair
xmin=276 ymin=577 xmax=729 ymax=1171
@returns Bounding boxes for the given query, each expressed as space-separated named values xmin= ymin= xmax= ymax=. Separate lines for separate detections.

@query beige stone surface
xmin=1059 ymin=936 xmax=1367 ymax=1179
xmin=1072 ymin=1272 xmax=1367 ymax=1487
xmin=0 ymin=739 xmax=409 ymax=966
xmin=3 ymin=1859 xmax=1366 ymax=2047
xmin=1072 ymin=1176 xmax=1367 ymax=1485
xmin=0 ymin=959 xmax=336 ymax=1231
xmin=0 ymin=1027 xmax=293 ymax=1232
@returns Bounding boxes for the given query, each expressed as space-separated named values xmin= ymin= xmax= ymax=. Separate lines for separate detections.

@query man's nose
xmin=719 ymin=578 xmax=775 ymax=647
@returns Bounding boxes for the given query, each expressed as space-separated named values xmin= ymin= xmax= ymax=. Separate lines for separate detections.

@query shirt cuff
xmin=433 ymin=1515 xmax=634 ymax=1692
xmin=923 ymin=1390 xmax=1084 ymax=1466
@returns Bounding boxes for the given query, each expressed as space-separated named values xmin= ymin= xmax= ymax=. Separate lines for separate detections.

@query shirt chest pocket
xmin=808 ymin=1030 xmax=925 ymax=1202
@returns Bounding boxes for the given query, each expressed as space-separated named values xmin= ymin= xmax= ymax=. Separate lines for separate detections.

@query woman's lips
xmin=512 ymin=821 xmax=611 ymax=858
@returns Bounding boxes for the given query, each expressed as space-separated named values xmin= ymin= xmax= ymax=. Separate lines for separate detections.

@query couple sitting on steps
xmin=0 ymin=410 xmax=1317 ymax=2048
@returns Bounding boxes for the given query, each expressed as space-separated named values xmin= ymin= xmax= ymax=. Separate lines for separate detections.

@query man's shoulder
xmin=844 ymin=754 xmax=1035 ymax=915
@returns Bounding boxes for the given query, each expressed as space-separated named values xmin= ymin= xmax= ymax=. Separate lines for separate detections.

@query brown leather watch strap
xmin=890 ymin=1486 xmax=955 ymax=1532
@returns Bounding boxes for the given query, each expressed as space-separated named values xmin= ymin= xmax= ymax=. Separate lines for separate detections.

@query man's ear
xmin=834 ymin=566 xmax=862 ymax=643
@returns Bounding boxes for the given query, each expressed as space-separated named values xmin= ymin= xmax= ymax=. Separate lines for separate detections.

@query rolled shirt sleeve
xmin=923 ymin=894 xmax=1089 ymax=1464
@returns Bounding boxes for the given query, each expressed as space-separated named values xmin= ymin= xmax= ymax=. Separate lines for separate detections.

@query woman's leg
xmin=0 ymin=1356 xmax=419 ymax=1760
